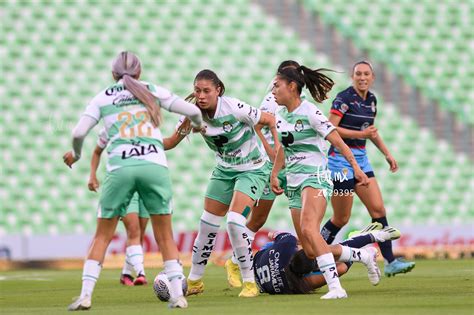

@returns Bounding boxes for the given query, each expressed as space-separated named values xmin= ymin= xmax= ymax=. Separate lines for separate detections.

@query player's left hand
xmin=63 ymin=151 xmax=78 ymax=168
xmin=385 ymin=154 xmax=398 ymax=173
xmin=354 ymin=169 xmax=369 ymax=187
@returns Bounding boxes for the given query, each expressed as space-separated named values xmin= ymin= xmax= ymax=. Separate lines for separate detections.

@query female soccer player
xmin=88 ymin=125 xmax=190 ymax=287
xmin=224 ymin=60 xmax=303 ymax=288
xmin=175 ymin=69 xmax=279 ymax=298
xmin=89 ymin=129 xmax=149 ymax=286
xmin=254 ymin=223 xmax=401 ymax=295
xmin=63 ymin=51 xmax=203 ymax=310
xmin=270 ymin=65 xmax=369 ymax=299
xmin=320 ymin=61 xmax=415 ymax=277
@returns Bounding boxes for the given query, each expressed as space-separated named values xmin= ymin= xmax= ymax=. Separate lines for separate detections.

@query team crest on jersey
xmin=262 ymin=186 xmax=270 ymax=195
xmin=371 ymin=101 xmax=376 ymax=112
xmin=222 ymin=121 xmax=233 ymax=133
xmin=294 ymin=120 xmax=304 ymax=132
xmin=342 ymin=168 xmax=348 ymax=176
xmin=341 ymin=103 xmax=349 ymax=113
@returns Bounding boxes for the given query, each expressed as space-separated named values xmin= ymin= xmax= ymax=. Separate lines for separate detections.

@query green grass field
xmin=1 ymin=259 xmax=473 ymax=315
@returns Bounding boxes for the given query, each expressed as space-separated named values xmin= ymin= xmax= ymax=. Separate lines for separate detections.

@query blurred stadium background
xmin=0 ymin=0 xmax=472 ymax=264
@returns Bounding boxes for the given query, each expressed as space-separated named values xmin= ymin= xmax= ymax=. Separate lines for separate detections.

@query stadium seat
xmin=0 ymin=0 xmax=472 ymax=236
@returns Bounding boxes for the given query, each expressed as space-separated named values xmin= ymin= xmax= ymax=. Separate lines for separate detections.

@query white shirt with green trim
xmin=276 ymin=100 xmax=336 ymax=187
xmin=200 ymin=96 xmax=267 ymax=171
xmin=82 ymin=80 xmax=177 ymax=172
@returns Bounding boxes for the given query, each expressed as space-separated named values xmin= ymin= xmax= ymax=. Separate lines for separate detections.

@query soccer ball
xmin=153 ymin=272 xmax=187 ymax=302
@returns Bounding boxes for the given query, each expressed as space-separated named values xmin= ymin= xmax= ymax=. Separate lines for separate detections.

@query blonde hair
xmin=111 ymin=51 xmax=161 ymax=127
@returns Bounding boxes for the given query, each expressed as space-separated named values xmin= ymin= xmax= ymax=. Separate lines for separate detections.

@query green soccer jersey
xmin=200 ymin=96 xmax=268 ymax=171
xmin=276 ymin=100 xmax=336 ymax=187
xmin=82 ymin=80 xmax=179 ymax=172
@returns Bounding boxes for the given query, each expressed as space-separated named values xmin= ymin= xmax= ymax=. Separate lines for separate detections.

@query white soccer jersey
xmin=259 ymin=79 xmax=307 ymax=147
xmin=199 ymin=96 xmax=267 ymax=171
xmin=82 ymin=80 xmax=178 ymax=172
xmin=276 ymin=100 xmax=336 ymax=187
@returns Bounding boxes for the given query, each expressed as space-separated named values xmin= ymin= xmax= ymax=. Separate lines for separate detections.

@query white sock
xmin=227 ymin=212 xmax=254 ymax=283
xmin=247 ymin=228 xmax=256 ymax=244
xmin=189 ymin=210 xmax=223 ymax=281
xmin=122 ymin=255 xmax=133 ymax=276
xmin=164 ymin=260 xmax=185 ymax=299
xmin=126 ymin=245 xmax=145 ymax=276
xmin=231 ymin=227 xmax=256 ymax=265
xmin=317 ymin=253 xmax=342 ymax=291
xmin=338 ymin=245 xmax=368 ymax=263
xmin=80 ymin=259 xmax=102 ymax=298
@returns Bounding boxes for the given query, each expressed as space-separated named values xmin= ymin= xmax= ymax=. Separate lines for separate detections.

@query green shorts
xmin=287 ymin=175 xmax=333 ymax=210
xmin=125 ymin=192 xmax=150 ymax=219
xmin=99 ymin=164 xmax=172 ymax=218
xmin=205 ymin=162 xmax=271 ymax=205
xmin=259 ymin=169 xmax=287 ymax=201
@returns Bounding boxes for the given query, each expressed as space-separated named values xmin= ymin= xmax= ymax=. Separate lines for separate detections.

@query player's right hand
xmin=270 ymin=174 xmax=284 ymax=195
xmin=88 ymin=177 xmax=99 ymax=192
xmin=362 ymin=125 xmax=378 ymax=139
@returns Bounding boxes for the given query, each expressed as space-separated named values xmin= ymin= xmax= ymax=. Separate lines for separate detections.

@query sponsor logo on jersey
xmin=371 ymin=101 xmax=376 ymax=112
xmin=121 ymin=144 xmax=159 ymax=159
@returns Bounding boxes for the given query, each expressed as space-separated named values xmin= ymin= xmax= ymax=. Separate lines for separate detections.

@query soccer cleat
xmin=320 ymin=288 xmax=348 ymax=299
xmin=238 ymin=281 xmax=259 ymax=297
xmin=348 ymin=222 xmax=383 ymax=239
xmin=224 ymin=259 xmax=242 ymax=288
xmin=385 ymin=258 xmax=415 ymax=277
xmin=186 ymin=278 xmax=204 ymax=296
xmin=372 ymin=226 xmax=401 ymax=243
xmin=120 ymin=274 xmax=134 ymax=286
xmin=168 ymin=296 xmax=188 ymax=309
xmin=362 ymin=247 xmax=381 ymax=286
xmin=68 ymin=295 xmax=92 ymax=311
xmin=134 ymin=274 xmax=147 ymax=285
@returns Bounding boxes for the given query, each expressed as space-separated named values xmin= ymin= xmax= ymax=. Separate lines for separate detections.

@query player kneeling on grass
xmin=253 ymin=223 xmax=401 ymax=296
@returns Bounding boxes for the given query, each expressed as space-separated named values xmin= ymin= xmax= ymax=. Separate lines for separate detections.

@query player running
xmin=88 ymin=125 xmax=190 ymax=287
xmin=63 ymin=51 xmax=203 ymax=310
xmin=320 ymin=61 xmax=415 ymax=277
xmin=172 ymin=69 xmax=279 ymax=298
xmin=225 ymin=60 xmax=304 ymax=288
xmin=270 ymin=64 xmax=370 ymax=299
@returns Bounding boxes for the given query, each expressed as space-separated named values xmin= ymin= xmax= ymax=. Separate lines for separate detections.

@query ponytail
xmin=277 ymin=65 xmax=336 ymax=103
xmin=299 ymin=66 xmax=335 ymax=103
xmin=112 ymin=51 xmax=161 ymax=127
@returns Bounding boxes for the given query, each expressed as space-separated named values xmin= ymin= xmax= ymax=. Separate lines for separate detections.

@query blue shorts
xmin=328 ymin=152 xmax=374 ymax=191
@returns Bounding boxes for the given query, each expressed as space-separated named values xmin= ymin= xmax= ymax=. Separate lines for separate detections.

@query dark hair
xmin=352 ymin=60 xmax=374 ymax=74
xmin=277 ymin=65 xmax=335 ymax=103
xmin=289 ymin=249 xmax=316 ymax=275
xmin=185 ymin=69 xmax=226 ymax=103
xmin=278 ymin=60 xmax=300 ymax=72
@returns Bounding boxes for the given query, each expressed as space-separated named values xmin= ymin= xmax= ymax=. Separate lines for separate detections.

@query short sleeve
xmin=96 ymin=128 xmax=108 ymax=149
xmin=309 ymin=109 xmax=336 ymax=139
xmin=259 ymin=92 xmax=278 ymax=115
xmin=82 ymin=96 xmax=101 ymax=122
xmin=150 ymin=84 xmax=179 ymax=110
xmin=230 ymin=97 xmax=262 ymax=126
xmin=330 ymin=95 xmax=349 ymax=118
